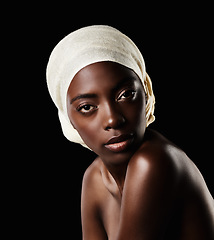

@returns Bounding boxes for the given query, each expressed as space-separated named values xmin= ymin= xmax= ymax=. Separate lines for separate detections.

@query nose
xmin=102 ymin=103 xmax=126 ymax=131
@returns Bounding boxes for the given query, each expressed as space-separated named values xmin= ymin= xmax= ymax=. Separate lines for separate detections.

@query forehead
xmin=67 ymin=61 xmax=140 ymax=97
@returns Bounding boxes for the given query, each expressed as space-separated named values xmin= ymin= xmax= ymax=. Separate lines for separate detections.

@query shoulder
xmin=130 ymin=129 xmax=213 ymax=196
xmin=82 ymin=157 xmax=107 ymax=206
xmin=129 ymin=129 xmax=185 ymax=174
xmin=82 ymin=157 xmax=104 ymax=193
xmin=117 ymin=130 xmax=187 ymax=238
xmin=81 ymin=158 xmax=109 ymax=240
xmin=82 ymin=157 xmax=102 ymax=185
xmin=126 ymin=129 xmax=186 ymax=192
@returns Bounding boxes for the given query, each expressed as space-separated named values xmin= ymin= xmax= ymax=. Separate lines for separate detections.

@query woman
xmin=46 ymin=25 xmax=214 ymax=239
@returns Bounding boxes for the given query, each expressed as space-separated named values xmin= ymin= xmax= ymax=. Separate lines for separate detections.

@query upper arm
xmin=117 ymin=149 xmax=180 ymax=240
xmin=81 ymin=164 xmax=108 ymax=240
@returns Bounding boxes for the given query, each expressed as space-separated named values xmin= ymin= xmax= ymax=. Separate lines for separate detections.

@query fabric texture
xmin=46 ymin=25 xmax=155 ymax=149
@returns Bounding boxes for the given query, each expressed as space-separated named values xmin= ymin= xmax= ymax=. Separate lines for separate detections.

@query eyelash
xmin=76 ymin=89 xmax=136 ymax=115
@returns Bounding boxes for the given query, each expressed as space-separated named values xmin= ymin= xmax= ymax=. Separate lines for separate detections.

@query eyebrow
xmin=70 ymin=93 xmax=97 ymax=104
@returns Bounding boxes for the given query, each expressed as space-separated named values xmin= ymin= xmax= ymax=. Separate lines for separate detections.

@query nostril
xmin=105 ymin=126 xmax=111 ymax=131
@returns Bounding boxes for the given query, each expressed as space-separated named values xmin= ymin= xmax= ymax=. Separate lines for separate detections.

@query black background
xmin=7 ymin=3 xmax=213 ymax=239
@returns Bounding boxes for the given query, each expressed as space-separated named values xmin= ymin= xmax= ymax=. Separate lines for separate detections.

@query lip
xmin=104 ymin=133 xmax=134 ymax=153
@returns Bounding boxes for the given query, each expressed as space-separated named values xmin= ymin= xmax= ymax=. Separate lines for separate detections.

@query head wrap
xmin=46 ymin=25 xmax=155 ymax=149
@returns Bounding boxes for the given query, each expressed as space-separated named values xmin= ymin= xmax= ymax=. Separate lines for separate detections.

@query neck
xmin=101 ymin=160 xmax=128 ymax=198
xmin=109 ymin=163 xmax=127 ymax=192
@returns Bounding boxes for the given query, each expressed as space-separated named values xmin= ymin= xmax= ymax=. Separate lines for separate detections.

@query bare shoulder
xmin=123 ymin=128 xmax=188 ymax=207
xmin=82 ymin=157 xmax=102 ymax=184
xmin=118 ymin=130 xmax=187 ymax=239
xmin=82 ymin=157 xmax=105 ymax=199
xmin=118 ymin=129 xmax=214 ymax=239
xmin=126 ymin=128 xmax=214 ymax=205
xmin=128 ymin=129 xmax=212 ymax=194
xmin=128 ymin=129 xmax=185 ymax=184
xmin=82 ymin=157 xmax=110 ymax=211
xmin=81 ymin=158 xmax=108 ymax=240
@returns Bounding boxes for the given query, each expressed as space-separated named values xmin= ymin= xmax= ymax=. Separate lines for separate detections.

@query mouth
xmin=104 ymin=133 xmax=134 ymax=153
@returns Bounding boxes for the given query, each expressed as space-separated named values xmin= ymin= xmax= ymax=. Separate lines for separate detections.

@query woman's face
xmin=67 ymin=61 xmax=147 ymax=165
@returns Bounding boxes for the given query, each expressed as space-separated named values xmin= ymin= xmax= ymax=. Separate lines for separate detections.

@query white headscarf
xmin=46 ymin=25 xmax=155 ymax=149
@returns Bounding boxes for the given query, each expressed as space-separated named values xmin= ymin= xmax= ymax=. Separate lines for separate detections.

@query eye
xmin=77 ymin=104 xmax=97 ymax=114
xmin=117 ymin=89 xmax=136 ymax=101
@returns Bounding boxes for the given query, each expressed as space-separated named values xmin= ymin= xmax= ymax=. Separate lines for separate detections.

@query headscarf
xmin=46 ymin=25 xmax=155 ymax=149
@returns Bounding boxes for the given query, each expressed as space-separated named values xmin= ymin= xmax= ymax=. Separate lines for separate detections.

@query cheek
xmin=70 ymin=112 xmax=101 ymax=150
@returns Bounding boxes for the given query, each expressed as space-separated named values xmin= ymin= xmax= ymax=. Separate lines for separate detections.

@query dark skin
xmin=67 ymin=61 xmax=214 ymax=240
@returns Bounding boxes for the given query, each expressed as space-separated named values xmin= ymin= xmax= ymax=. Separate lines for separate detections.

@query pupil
xmin=84 ymin=105 xmax=90 ymax=110
xmin=124 ymin=90 xmax=131 ymax=97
